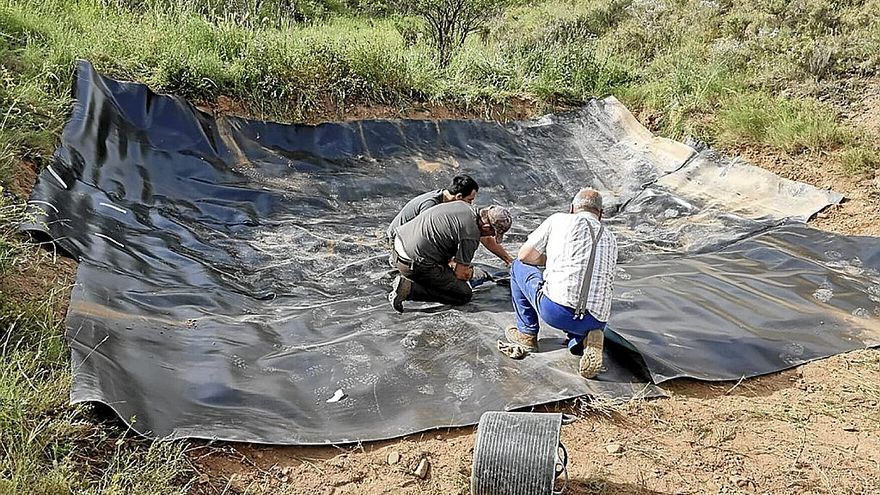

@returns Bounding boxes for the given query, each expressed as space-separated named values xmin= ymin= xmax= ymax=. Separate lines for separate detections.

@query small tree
xmin=398 ymin=0 xmax=510 ymax=67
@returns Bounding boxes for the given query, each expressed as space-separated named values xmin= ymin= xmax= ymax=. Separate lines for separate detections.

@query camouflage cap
xmin=480 ymin=205 xmax=512 ymax=243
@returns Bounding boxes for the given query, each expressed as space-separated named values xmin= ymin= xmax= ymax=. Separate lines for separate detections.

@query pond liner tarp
xmin=23 ymin=61 xmax=880 ymax=444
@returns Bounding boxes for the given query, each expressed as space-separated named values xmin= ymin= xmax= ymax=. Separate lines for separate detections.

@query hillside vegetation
xmin=1 ymin=0 xmax=880 ymax=492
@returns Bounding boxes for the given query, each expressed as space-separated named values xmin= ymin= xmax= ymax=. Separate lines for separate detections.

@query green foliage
xmin=396 ymin=0 xmax=511 ymax=67
xmin=113 ymin=0 xmax=354 ymax=25
xmin=502 ymin=35 xmax=630 ymax=103
xmin=391 ymin=14 xmax=424 ymax=47
xmin=841 ymin=146 xmax=880 ymax=175
xmin=714 ymin=93 xmax=848 ymax=153
xmin=0 ymin=291 xmax=80 ymax=495
xmin=3 ymin=0 xmax=878 ymax=134
xmin=86 ymin=441 xmax=192 ymax=495
xmin=0 ymin=136 xmax=12 ymax=198
xmin=619 ymin=45 xmax=746 ymax=138
xmin=0 ymin=5 xmax=197 ymax=485
xmin=0 ymin=60 xmax=69 ymax=174
xmin=0 ymin=201 xmax=27 ymax=272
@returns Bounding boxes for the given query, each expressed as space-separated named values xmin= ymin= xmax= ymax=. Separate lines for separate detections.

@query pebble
xmin=605 ymin=443 xmax=624 ymax=455
xmin=387 ymin=451 xmax=401 ymax=465
xmin=414 ymin=458 xmax=430 ymax=479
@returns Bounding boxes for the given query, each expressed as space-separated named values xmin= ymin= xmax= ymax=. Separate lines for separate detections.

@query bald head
xmin=571 ymin=188 xmax=603 ymax=215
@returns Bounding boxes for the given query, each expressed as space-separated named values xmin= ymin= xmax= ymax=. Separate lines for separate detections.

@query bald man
xmin=504 ymin=188 xmax=618 ymax=379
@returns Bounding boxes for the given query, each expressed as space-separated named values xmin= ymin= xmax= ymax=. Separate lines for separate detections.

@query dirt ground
xmin=10 ymin=81 xmax=880 ymax=494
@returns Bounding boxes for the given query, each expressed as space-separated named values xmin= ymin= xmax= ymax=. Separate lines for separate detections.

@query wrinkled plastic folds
xmin=24 ymin=62 xmax=880 ymax=444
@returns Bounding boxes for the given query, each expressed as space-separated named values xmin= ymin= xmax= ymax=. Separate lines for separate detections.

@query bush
xmin=396 ymin=0 xmax=511 ymax=67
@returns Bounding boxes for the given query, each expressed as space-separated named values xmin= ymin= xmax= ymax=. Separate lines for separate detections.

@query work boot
xmin=505 ymin=325 xmax=538 ymax=352
xmin=579 ymin=329 xmax=605 ymax=379
xmin=388 ymin=275 xmax=411 ymax=313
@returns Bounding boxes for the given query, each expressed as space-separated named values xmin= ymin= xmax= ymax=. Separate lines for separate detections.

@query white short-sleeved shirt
xmin=526 ymin=211 xmax=618 ymax=322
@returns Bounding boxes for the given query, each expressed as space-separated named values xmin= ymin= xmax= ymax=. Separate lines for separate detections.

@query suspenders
xmin=574 ymin=220 xmax=604 ymax=320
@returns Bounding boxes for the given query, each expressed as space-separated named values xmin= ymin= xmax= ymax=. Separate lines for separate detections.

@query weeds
xmin=841 ymin=146 xmax=880 ymax=176
xmin=0 ymin=65 xmax=190 ymax=494
xmin=1 ymin=0 xmax=878 ymax=168
xmin=714 ymin=92 xmax=848 ymax=153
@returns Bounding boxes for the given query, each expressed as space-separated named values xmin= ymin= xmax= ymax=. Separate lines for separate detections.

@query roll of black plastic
xmin=471 ymin=411 xmax=566 ymax=495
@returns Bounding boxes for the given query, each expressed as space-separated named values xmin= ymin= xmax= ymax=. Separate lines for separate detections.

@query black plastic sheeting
xmin=24 ymin=61 xmax=880 ymax=444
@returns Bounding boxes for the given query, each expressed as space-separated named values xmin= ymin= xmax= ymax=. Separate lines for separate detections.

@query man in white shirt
xmin=505 ymin=188 xmax=618 ymax=379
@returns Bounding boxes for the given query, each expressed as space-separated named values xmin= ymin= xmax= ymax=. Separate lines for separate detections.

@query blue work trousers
xmin=510 ymin=260 xmax=606 ymax=353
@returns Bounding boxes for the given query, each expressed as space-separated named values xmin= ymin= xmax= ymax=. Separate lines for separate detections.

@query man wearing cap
xmin=388 ymin=202 xmax=512 ymax=312
xmin=504 ymin=188 xmax=617 ymax=379
xmin=386 ymin=174 xmax=514 ymax=265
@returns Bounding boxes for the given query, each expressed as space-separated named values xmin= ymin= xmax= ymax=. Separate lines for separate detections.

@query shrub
xmin=395 ymin=0 xmax=511 ymax=67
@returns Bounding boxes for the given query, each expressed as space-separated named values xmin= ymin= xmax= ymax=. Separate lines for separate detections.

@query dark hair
xmin=447 ymin=174 xmax=479 ymax=197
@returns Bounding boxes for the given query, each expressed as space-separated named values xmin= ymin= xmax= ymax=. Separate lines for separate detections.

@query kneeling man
xmin=505 ymin=188 xmax=617 ymax=379
xmin=386 ymin=175 xmax=514 ymax=265
xmin=388 ymin=202 xmax=512 ymax=312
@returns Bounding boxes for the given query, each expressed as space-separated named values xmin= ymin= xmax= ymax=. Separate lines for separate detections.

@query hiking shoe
xmin=388 ymin=276 xmax=411 ymax=313
xmin=505 ymin=325 xmax=538 ymax=352
xmin=579 ymin=329 xmax=605 ymax=379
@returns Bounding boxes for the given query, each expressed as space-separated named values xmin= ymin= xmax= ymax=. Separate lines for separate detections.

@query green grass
xmin=714 ymin=92 xmax=849 ymax=153
xmin=1 ymin=0 xmax=880 ymax=492
xmin=841 ymin=146 xmax=880 ymax=175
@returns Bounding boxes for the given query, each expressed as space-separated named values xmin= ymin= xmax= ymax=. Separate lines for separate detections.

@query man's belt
xmin=392 ymin=237 xmax=416 ymax=270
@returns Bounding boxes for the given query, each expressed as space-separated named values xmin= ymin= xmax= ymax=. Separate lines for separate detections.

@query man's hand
xmin=452 ymin=262 xmax=473 ymax=281
xmin=480 ymin=237 xmax=514 ymax=266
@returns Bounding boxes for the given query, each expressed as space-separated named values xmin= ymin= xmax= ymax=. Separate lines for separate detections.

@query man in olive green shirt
xmin=388 ymin=202 xmax=512 ymax=312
